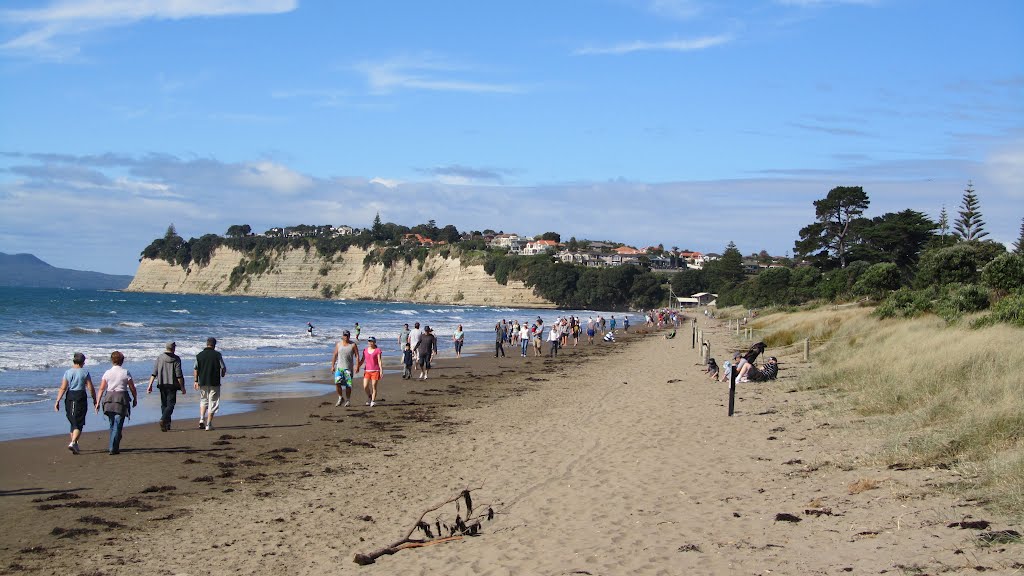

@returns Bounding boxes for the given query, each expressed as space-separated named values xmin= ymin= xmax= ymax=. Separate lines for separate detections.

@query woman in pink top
xmin=358 ymin=336 xmax=384 ymax=407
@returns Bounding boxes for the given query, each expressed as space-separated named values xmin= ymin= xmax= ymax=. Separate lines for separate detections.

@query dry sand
xmin=1 ymin=318 xmax=1020 ymax=575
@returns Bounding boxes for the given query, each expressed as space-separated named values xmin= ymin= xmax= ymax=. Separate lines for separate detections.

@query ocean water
xmin=0 ymin=286 xmax=610 ymax=441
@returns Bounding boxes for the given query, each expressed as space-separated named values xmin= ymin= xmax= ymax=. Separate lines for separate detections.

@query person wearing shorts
xmin=194 ymin=337 xmax=227 ymax=431
xmin=358 ymin=336 xmax=383 ymax=407
xmin=452 ymin=324 xmax=465 ymax=358
xmin=54 ymin=352 xmax=95 ymax=454
xmin=330 ymin=330 xmax=359 ymax=407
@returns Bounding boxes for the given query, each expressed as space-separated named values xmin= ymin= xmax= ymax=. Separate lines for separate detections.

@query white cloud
xmin=233 ymin=161 xmax=313 ymax=194
xmin=985 ymin=143 xmax=1024 ymax=198
xmin=369 ymin=177 xmax=401 ymax=189
xmin=574 ymin=34 xmax=732 ymax=55
xmin=1 ymin=0 xmax=297 ymax=57
xmin=355 ymin=55 xmax=524 ymax=95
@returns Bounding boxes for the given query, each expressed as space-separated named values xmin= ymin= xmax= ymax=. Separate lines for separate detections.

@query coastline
xmin=1 ymin=319 xmax=1018 ymax=575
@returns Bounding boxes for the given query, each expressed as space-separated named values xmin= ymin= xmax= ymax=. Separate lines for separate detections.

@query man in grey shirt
xmin=399 ymin=323 xmax=410 ymax=350
xmin=330 ymin=330 xmax=359 ymax=407
xmin=147 ymin=342 xmax=185 ymax=431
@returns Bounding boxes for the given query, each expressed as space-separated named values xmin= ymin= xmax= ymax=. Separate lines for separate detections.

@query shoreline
xmin=3 ymin=318 xmax=1017 ymax=574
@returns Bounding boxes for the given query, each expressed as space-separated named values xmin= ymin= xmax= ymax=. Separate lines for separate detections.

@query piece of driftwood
xmin=353 ymin=488 xmax=494 ymax=566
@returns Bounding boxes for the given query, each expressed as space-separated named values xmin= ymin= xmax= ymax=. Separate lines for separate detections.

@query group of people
xmin=54 ymin=338 xmax=227 ymax=455
xmin=705 ymin=341 xmax=779 ymax=383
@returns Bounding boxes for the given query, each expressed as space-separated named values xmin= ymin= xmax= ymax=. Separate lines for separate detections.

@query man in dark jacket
xmin=194 ymin=337 xmax=227 ymax=431
xmin=415 ymin=326 xmax=438 ymax=380
xmin=147 ymin=342 xmax=185 ymax=431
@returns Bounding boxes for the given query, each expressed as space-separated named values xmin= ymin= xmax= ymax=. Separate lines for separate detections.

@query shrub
xmin=973 ymin=293 xmax=1024 ymax=328
xmin=853 ymin=262 xmax=901 ymax=301
xmin=875 ymin=287 xmax=934 ymax=319
xmin=981 ymin=253 xmax=1024 ymax=295
xmin=935 ymin=283 xmax=990 ymax=323
xmin=917 ymin=241 xmax=1006 ymax=288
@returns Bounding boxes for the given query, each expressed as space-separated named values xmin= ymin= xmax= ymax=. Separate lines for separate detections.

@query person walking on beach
xmin=358 ymin=336 xmax=383 ymax=407
xmin=399 ymin=323 xmax=410 ymax=350
xmin=416 ymin=326 xmax=438 ymax=379
xmin=548 ymin=322 xmax=561 ymax=357
xmin=95 ymin=351 xmax=137 ymax=455
xmin=519 ymin=322 xmax=530 ymax=357
xmin=610 ymin=316 xmax=617 ymax=332
xmin=494 ymin=322 xmax=506 ymax=358
xmin=330 ymin=330 xmax=359 ymax=407
xmin=409 ymin=322 xmax=423 ymax=363
xmin=401 ymin=343 xmax=414 ymax=379
xmin=623 ymin=316 xmax=630 ymax=332
xmin=353 ymin=322 xmax=361 ymax=342
xmin=452 ymin=324 xmax=465 ymax=358
xmin=194 ymin=337 xmax=227 ymax=431
xmin=586 ymin=317 xmax=596 ymax=344
xmin=54 ymin=352 xmax=95 ymax=454
xmin=147 ymin=342 xmax=185 ymax=432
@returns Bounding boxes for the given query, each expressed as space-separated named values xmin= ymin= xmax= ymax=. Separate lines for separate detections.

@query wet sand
xmin=1 ymin=319 xmax=1019 ymax=575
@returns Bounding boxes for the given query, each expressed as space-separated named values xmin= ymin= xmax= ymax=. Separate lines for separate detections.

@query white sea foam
xmin=118 ymin=321 xmax=145 ymax=328
xmin=169 ymin=309 xmax=190 ymax=314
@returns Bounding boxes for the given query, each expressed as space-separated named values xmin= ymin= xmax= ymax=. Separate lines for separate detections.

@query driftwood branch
xmin=353 ymin=487 xmax=495 ymax=566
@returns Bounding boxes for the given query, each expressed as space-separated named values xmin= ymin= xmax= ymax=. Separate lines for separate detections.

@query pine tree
xmin=952 ymin=181 xmax=988 ymax=241
xmin=937 ymin=205 xmax=949 ymax=246
xmin=1015 ymin=217 xmax=1024 ymax=255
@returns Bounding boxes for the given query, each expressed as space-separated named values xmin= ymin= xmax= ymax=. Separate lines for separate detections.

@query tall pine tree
xmin=1015 ymin=217 xmax=1024 ymax=255
xmin=937 ymin=205 xmax=949 ymax=247
xmin=952 ymin=181 xmax=988 ymax=241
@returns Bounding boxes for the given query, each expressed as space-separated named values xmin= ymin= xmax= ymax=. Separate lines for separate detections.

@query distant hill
xmin=0 ymin=252 xmax=133 ymax=289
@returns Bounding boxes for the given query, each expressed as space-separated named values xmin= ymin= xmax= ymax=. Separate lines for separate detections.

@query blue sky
xmin=1 ymin=0 xmax=1021 ymax=275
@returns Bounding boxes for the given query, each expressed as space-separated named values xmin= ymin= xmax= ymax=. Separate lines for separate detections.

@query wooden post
xmin=692 ymin=320 xmax=696 ymax=349
xmin=803 ymin=337 xmax=809 ymax=361
xmin=706 ymin=341 xmax=711 ymax=365
xmin=728 ymin=364 xmax=737 ymax=416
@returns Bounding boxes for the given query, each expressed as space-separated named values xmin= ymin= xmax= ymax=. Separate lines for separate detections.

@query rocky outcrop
xmin=126 ymin=246 xmax=553 ymax=307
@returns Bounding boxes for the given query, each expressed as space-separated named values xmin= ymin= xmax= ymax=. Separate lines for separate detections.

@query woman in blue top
xmin=53 ymin=352 xmax=96 ymax=455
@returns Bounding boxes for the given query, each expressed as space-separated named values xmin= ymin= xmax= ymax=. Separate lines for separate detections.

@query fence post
xmin=728 ymin=364 xmax=737 ymax=416
xmin=692 ymin=320 xmax=696 ymax=349
xmin=803 ymin=337 xmax=809 ymax=361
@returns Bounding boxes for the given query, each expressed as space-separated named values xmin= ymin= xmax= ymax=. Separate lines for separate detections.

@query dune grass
xmin=750 ymin=306 xmax=1024 ymax=518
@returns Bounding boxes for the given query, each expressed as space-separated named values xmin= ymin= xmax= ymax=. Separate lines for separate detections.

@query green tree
xmin=540 ymin=231 xmax=561 ymax=243
xmin=916 ymin=241 xmax=1006 ymax=287
xmin=953 ymin=181 xmax=988 ymax=241
xmin=226 ymin=224 xmax=251 ymax=238
xmin=795 ymin=186 xmax=870 ymax=268
xmin=980 ymin=253 xmax=1024 ymax=295
xmin=705 ymin=242 xmax=744 ymax=292
xmin=437 ymin=224 xmax=461 ymax=244
xmin=852 ymin=262 xmax=902 ymax=300
xmin=370 ymin=212 xmax=385 ymax=241
xmin=566 ymin=236 xmax=580 ymax=252
xmin=855 ymin=210 xmax=936 ymax=278
xmin=671 ymin=268 xmax=707 ymax=297
xmin=937 ymin=205 xmax=950 ymax=247
xmin=1014 ymin=217 xmax=1024 ymax=255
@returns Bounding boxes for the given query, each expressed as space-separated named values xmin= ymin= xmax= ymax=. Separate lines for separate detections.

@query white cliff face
xmin=126 ymin=246 xmax=553 ymax=307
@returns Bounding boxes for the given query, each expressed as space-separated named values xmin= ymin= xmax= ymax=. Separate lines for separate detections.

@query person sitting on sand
xmin=706 ymin=358 xmax=719 ymax=380
xmin=736 ymin=356 xmax=779 ymax=383
xmin=603 ymin=331 xmax=615 ymax=342
xmin=54 ymin=352 xmax=95 ymax=455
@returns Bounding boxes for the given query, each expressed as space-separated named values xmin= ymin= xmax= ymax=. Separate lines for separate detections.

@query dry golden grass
xmin=752 ymin=306 xmax=1024 ymax=518
xmin=848 ymin=478 xmax=884 ymax=494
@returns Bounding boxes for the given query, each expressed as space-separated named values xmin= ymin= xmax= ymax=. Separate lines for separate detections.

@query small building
xmin=692 ymin=292 xmax=717 ymax=306
xmin=522 ymin=239 xmax=558 ymax=256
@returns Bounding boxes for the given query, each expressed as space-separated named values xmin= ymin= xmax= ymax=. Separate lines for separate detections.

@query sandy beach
xmin=1 ymin=317 xmax=1020 ymax=575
